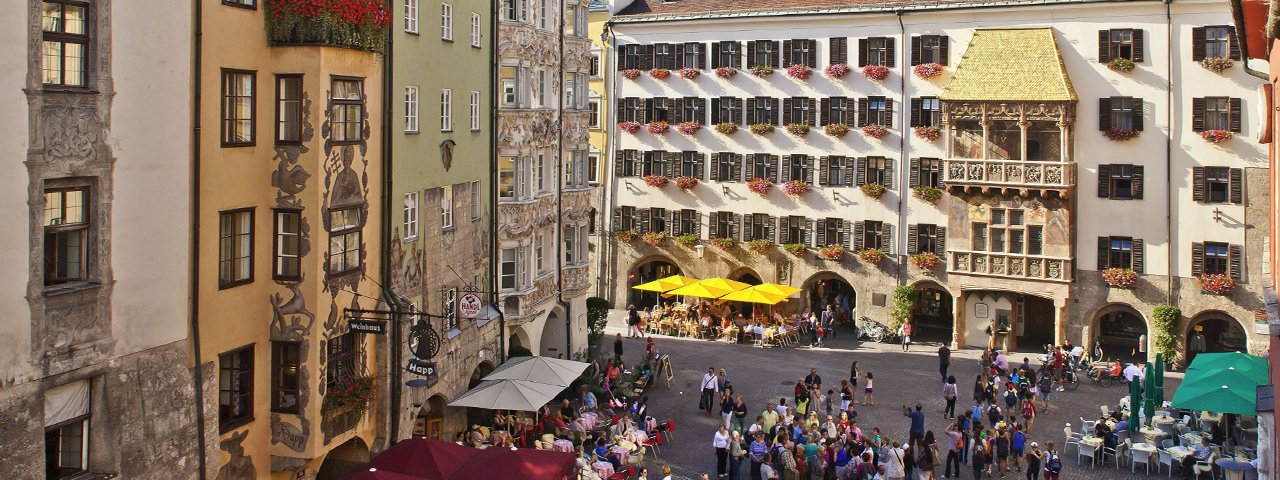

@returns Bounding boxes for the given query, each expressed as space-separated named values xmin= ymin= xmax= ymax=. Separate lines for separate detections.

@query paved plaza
xmin=603 ymin=311 xmax=1185 ymax=480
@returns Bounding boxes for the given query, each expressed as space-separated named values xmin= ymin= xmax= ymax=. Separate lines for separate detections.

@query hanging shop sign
xmin=408 ymin=319 xmax=440 ymax=360
xmin=458 ymin=293 xmax=483 ymax=319
xmin=348 ymin=319 xmax=387 ymax=335
xmin=405 ymin=359 xmax=439 ymax=383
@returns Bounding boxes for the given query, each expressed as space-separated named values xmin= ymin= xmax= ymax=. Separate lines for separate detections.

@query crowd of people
xmin=627 ymin=301 xmax=856 ymax=348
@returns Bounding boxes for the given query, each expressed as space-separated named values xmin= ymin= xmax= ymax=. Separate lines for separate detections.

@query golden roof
xmin=941 ymin=29 xmax=1077 ymax=103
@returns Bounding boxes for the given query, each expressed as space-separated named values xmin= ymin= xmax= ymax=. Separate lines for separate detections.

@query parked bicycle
xmin=859 ymin=317 xmax=899 ymax=344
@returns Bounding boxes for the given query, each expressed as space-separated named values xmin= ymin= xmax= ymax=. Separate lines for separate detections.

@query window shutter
xmin=807 ymin=101 xmax=818 ymax=126
xmin=907 ymin=225 xmax=919 ymax=254
xmin=858 ymin=38 xmax=869 ymax=67
xmin=909 ymin=158 xmax=920 ymax=188
xmin=669 ymin=209 xmax=680 ymax=234
xmin=805 ymin=156 xmax=815 ymax=184
xmin=910 ymin=97 xmax=923 ymax=127
xmin=1097 ymin=164 xmax=1111 ymax=198
xmin=733 ymin=98 xmax=744 ymax=125
xmin=710 ymin=98 xmax=721 ymax=124
xmin=1132 ymin=165 xmax=1144 ymax=199
xmin=831 ymin=37 xmax=847 ymax=65
xmin=883 ymin=158 xmax=894 ymax=189
xmin=936 ymin=226 xmax=946 ymax=254
xmin=769 ymin=155 xmax=780 ymax=182
xmin=710 ymin=154 xmax=720 ymax=181
xmin=881 ymin=224 xmax=893 ymax=254
xmin=806 ymin=40 xmax=818 ymax=68
xmin=696 ymin=153 xmax=706 ymax=180
xmin=641 ymin=45 xmax=655 ymax=70
xmin=816 ymin=219 xmax=828 ymax=247
xmin=768 ymin=41 xmax=780 ymax=68
xmin=638 ymin=208 xmax=651 ymax=233
xmin=820 ymin=98 xmax=832 ymax=126
xmin=745 ymin=97 xmax=757 ymax=125
xmin=840 ymin=221 xmax=852 ymax=248
xmin=843 ymin=161 xmax=856 ymax=187
xmin=783 ymin=98 xmax=794 ymax=125
xmin=698 ymin=43 xmax=707 ymax=69
xmin=743 ymin=154 xmax=754 ymax=181
xmin=664 ymin=152 xmax=677 ymax=177
xmin=1098 ymin=97 xmax=1112 ymax=131
xmin=696 ymin=212 xmax=703 ymax=238
xmin=780 ymin=155 xmax=791 ymax=182
xmin=1191 ymin=242 xmax=1204 ymax=276
xmin=857 ymin=99 xmax=869 ymax=127
xmin=1133 ymin=99 xmax=1144 ymax=131
xmin=1191 ymin=27 xmax=1206 ymax=61
xmin=1230 ymin=168 xmax=1244 ymax=204
xmin=1229 ymin=244 xmax=1243 ymax=280
xmin=911 ymin=36 xmax=921 ymax=65
xmin=783 ymin=40 xmax=793 ymax=67
xmin=709 ymin=213 xmax=720 ymax=239
xmin=1229 ymin=26 xmax=1242 ymax=60
xmin=670 ymin=98 xmax=685 ymax=124
xmin=1133 ymin=239 xmax=1145 ymax=273
xmin=884 ymin=99 xmax=893 ymax=128
xmin=731 ymin=214 xmax=741 ymax=240
xmin=770 ymin=98 xmax=781 ymax=125
xmin=766 ymin=215 xmax=777 ymax=243
xmin=778 ymin=216 xmax=791 ymax=243
xmin=939 ymin=36 xmax=949 ymax=65
xmin=1230 ymin=98 xmax=1242 ymax=133
xmin=674 ymin=43 xmax=686 ymax=69
xmin=1132 ymin=30 xmax=1145 ymax=63
xmin=612 ymin=207 xmax=622 ymax=231
xmin=1097 ymin=236 xmax=1110 ymax=269
xmin=1192 ymin=166 xmax=1206 ymax=202
xmin=618 ymin=45 xmax=630 ymax=70
xmin=885 ymin=37 xmax=896 ymax=67
xmin=1098 ymin=30 xmax=1111 ymax=63
xmin=615 ymin=150 xmax=625 ymax=178
xmin=747 ymin=41 xmax=757 ymax=66
xmin=645 ymin=98 xmax=655 ymax=124
xmin=1192 ymin=97 xmax=1205 ymax=132
xmin=853 ymin=221 xmax=865 ymax=251
xmin=711 ymin=42 xmax=722 ymax=69
xmin=855 ymin=157 xmax=867 ymax=186
xmin=735 ymin=154 xmax=744 ymax=181
xmin=819 ymin=157 xmax=830 ymax=186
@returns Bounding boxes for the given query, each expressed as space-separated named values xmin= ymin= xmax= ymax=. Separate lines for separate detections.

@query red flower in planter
xmin=647 ymin=121 xmax=670 ymax=134
xmin=1102 ymin=268 xmax=1138 ymax=288
xmin=862 ymin=124 xmax=889 ymax=139
xmin=912 ymin=63 xmax=944 ymax=79
xmin=1197 ymin=273 xmax=1235 ymax=295
xmin=786 ymin=64 xmax=812 ymax=80
xmin=824 ymin=63 xmax=851 ymax=79
xmin=620 ymin=69 xmax=642 ymax=80
xmin=715 ymin=67 xmax=738 ymax=78
xmin=1201 ymin=129 xmax=1232 ymax=143
xmin=862 ymin=64 xmax=890 ymax=81
xmin=747 ymin=177 xmax=774 ymax=196
xmin=649 ymin=68 xmax=671 ymax=80
xmin=642 ymin=174 xmax=669 ymax=188
xmin=619 ymin=121 xmax=641 ymax=134
xmin=676 ymin=121 xmax=702 ymax=135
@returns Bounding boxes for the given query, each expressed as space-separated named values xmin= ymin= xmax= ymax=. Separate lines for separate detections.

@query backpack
xmin=970 ymin=405 xmax=982 ymax=421
xmin=987 ymin=405 xmax=1001 ymax=424
xmin=954 ymin=435 xmax=964 ymax=451
xmin=1012 ymin=431 xmax=1025 ymax=450
xmin=1046 ymin=452 xmax=1062 ymax=473
xmin=1004 ymin=390 xmax=1017 ymax=407
xmin=1021 ymin=401 xmax=1034 ymax=418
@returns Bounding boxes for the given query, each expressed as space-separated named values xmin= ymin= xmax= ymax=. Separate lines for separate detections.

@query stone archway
xmin=628 ymin=255 xmax=682 ymax=309
xmin=508 ymin=328 xmax=532 ymax=357
xmin=727 ymin=267 xmax=762 ymax=285
xmin=315 ymin=437 xmax=370 ymax=480
xmin=413 ymin=394 xmax=449 ymax=440
xmin=540 ymin=308 xmax=569 ymax=358
xmin=910 ymin=281 xmax=954 ymax=343
xmin=800 ymin=271 xmax=857 ymax=325
xmin=467 ymin=362 xmax=496 ymax=428
xmin=1185 ymin=311 xmax=1249 ymax=363
xmin=1090 ymin=304 xmax=1148 ymax=363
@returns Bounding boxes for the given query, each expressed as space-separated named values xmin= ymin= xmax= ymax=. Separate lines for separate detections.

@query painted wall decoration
xmin=216 ymin=430 xmax=256 ymax=480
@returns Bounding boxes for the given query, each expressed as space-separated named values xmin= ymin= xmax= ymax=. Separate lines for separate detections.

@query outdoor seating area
xmin=631 ymin=276 xmax=822 ymax=348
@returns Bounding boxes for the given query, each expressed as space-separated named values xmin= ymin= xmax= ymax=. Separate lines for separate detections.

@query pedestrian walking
xmin=1040 ymin=442 xmax=1061 ymax=480
xmin=627 ymin=305 xmax=642 ymax=338
xmin=938 ymin=345 xmax=951 ymax=382
xmin=701 ymin=368 xmax=721 ymax=415
xmin=1022 ymin=443 xmax=1042 ymax=480
xmin=715 ymin=425 xmax=731 ymax=478
xmin=721 ymin=391 xmax=736 ymax=429
xmin=901 ymin=322 xmax=913 ymax=352
xmin=971 ymin=445 xmax=988 ymax=479
xmin=732 ymin=395 xmax=749 ymax=433
xmin=1035 ymin=373 xmax=1053 ymax=413
xmin=863 ymin=372 xmax=875 ymax=405
xmin=849 ymin=361 xmax=861 ymax=405
xmin=943 ymin=376 xmax=958 ymax=419
xmin=614 ymin=333 xmax=625 ymax=362
xmin=729 ymin=431 xmax=746 ymax=480
xmin=661 ymin=465 xmax=674 ymax=480
xmin=883 ymin=440 xmax=906 ymax=480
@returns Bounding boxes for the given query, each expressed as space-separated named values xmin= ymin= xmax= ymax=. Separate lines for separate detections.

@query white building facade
xmin=605 ymin=0 xmax=1271 ymax=363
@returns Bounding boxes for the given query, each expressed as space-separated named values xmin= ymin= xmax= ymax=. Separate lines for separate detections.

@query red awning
xmin=366 ymin=438 xmax=479 ymax=480
xmin=449 ymin=447 xmax=577 ymax=480
xmin=345 ymin=469 xmax=430 ymax=480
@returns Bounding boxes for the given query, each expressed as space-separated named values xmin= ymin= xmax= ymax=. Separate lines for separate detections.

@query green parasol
xmin=1128 ymin=375 xmax=1141 ymax=432
xmin=1142 ymin=362 xmax=1157 ymax=426
xmin=1153 ymin=353 xmax=1165 ymax=406
xmin=1186 ymin=352 xmax=1269 ymax=384
xmin=1170 ymin=369 xmax=1262 ymax=416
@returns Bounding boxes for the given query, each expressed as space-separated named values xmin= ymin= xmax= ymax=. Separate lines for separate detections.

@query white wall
xmin=0 ymin=3 xmax=32 ymax=382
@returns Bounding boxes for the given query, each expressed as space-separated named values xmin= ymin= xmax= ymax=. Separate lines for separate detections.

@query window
xmin=1204 ymin=26 xmax=1232 ymax=59
xmin=654 ymin=43 xmax=674 ymax=70
xmin=43 ymin=187 xmax=89 ymax=286
xmin=564 ymin=76 xmax=575 ymax=109
xmin=590 ymin=53 xmax=601 ymax=77
xmin=712 ymin=212 xmax=733 ymax=239
xmin=470 ymin=181 xmax=481 ymax=220
xmin=1105 ymin=29 xmax=1137 ymax=61
xmin=642 ymin=151 xmax=668 ymax=177
xmin=540 ymin=0 xmax=551 ymax=30
xmin=221 ymin=70 xmax=256 ymax=146
xmin=218 ymin=345 xmax=254 ymax=430
xmin=328 ymin=207 xmax=362 ymax=274
xmin=535 ymin=153 xmax=546 ymax=192
xmin=751 ymin=97 xmax=773 ymax=125
xmin=749 ymin=154 xmax=772 ymax=181
xmin=786 ymin=39 xmax=815 ymax=67
xmin=276 ymin=75 xmax=303 ymax=144
xmin=972 ymin=223 xmax=988 ymax=251
xmin=865 ymin=157 xmax=887 ymax=186
xmin=749 ymin=214 xmax=770 ymax=241
xmin=500 ymin=66 xmax=518 ymax=106
xmin=224 ymin=0 xmax=256 ymax=6
xmin=218 ymin=209 xmax=254 ymax=288
xmin=441 ymin=185 xmax=455 ymax=229
xmin=588 ymin=100 xmax=600 ymax=128
xmin=862 ymin=37 xmax=891 ymax=66
xmin=1205 ymin=166 xmax=1230 ymax=203
xmin=403 ymin=192 xmax=419 ymax=240
xmin=1204 ymin=97 xmax=1229 ymax=131
xmin=565 ymin=225 xmax=579 ymax=263
xmin=787 ymin=154 xmax=809 ymax=182
xmin=502 ymin=0 xmax=516 ymax=20
xmin=915 ymin=224 xmax=939 ymax=254
xmin=440 ymin=89 xmax=452 ymax=131
xmin=588 ymin=153 xmax=599 ymax=184
xmin=331 ymin=78 xmax=364 ymax=143
xmin=404 ymin=86 xmax=419 ymax=133
xmin=617 ymin=206 xmax=637 ymax=232
xmin=827 ymin=156 xmax=847 ymax=186
xmin=44 ymin=382 xmax=89 ymax=478
xmin=441 ymin=3 xmax=453 ymax=40
xmin=714 ymin=97 xmax=739 ymax=125
xmin=786 ymin=97 xmax=813 ymax=126
xmin=1103 ymin=96 xmax=1139 ymax=131
xmin=914 ymin=35 xmax=947 ymax=65
xmin=1202 ymin=242 xmax=1230 ymax=276
xmin=911 ymin=97 xmax=941 ymax=128
xmin=443 ymin=288 xmax=459 ymax=329
xmin=750 ymin=41 xmax=776 ymax=68
xmin=1099 ymin=164 xmax=1138 ymax=199
xmin=681 ymin=97 xmax=704 ymax=124
xmin=679 ymin=210 xmax=698 ymax=237
xmin=716 ymin=153 xmax=737 ymax=182
xmin=862 ymin=221 xmax=884 ymax=251
xmin=326 ymin=333 xmax=356 ymax=390
xmin=715 ymin=41 xmax=740 ymax=69
xmin=621 ymin=45 xmax=642 ymax=70
xmin=914 ymin=158 xmax=941 ymax=189
xmin=1106 ymin=237 xmax=1134 ymax=269
xmin=651 ymin=97 xmax=671 ymax=123
xmin=271 ymin=341 xmax=300 ymax=413
xmin=784 ymin=216 xmax=805 ymax=244
xmin=619 ymin=150 xmax=639 ymax=177
xmin=861 ymin=96 xmax=890 ymax=127
xmin=680 ymin=151 xmax=698 ymax=177
xmin=500 ymin=247 xmax=518 ymax=289
xmin=1028 ymin=226 xmax=1043 ymax=255
xmin=273 ymin=210 xmax=301 ymax=280
xmin=649 ymin=208 xmax=667 ymax=233
xmin=681 ymin=42 xmax=701 ymax=69
xmin=824 ymin=97 xmax=849 ymax=126
xmin=41 ymin=0 xmax=89 ymax=87
xmin=499 ymin=156 xmax=516 ymax=198
xmin=821 ymin=218 xmax=842 ymax=247
xmin=470 ymin=91 xmax=480 ymax=131
xmin=470 ymin=12 xmax=481 ymax=46
xmin=991 ymin=229 xmax=1006 ymax=252
xmin=405 ymin=0 xmax=419 ymax=33
xmin=536 ymin=69 xmax=546 ymax=107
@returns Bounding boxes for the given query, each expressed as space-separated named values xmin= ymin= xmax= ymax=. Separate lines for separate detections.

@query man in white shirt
xmin=1123 ymin=363 xmax=1144 ymax=383
xmin=701 ymin=368 xmax=720 ymax=415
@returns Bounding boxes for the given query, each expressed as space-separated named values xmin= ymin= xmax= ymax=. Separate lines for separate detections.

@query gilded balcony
xmin=943 ymin=159 xmax=1074 ymax=195
xmin=948 ymin=249 xmax=1072 ymax=283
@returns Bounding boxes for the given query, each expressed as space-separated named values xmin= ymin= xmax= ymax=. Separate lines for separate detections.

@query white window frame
xmin=441 ymin=3 xmax=454 ymax=41
xmin=441 ymin=185 xmax=455 ymax=230
xmin=536 ymin=69 xmax=546 ymax=108
xmin=470 ymin=180 xmax=481 ymax=220
xmin=404 ymin=86 xmax=419 ymax=133
xmin=405 ymin=0 xmax=419 ymax=33
xmin=535 ymin=232 xmax=547 ymax=274
xmin=588 ymin=99 xmax=601 ymax=129
xmin=470 ymin=12 xmax=482 ymax=47
xmin=500 ymin=247 xmax=518 ymax=290
xmin=564 ymin=224 xmax=578 ymax=263
xmin=403 ymin=192 xmax=419 ymax=241
xmin=588 ymin=152 xmax=600 ymax=184
xmin=440 ymin=88 xmax=453 ymax=131
xmin=540 ymin=0 xmax=551 ymax=29
xmin=535 ymin=153 xmax=546 ymax=193
xmin=470 ymin=91 xmax=481 ymax=131
xmin=564 ymin=75 xmax=576 ymax=109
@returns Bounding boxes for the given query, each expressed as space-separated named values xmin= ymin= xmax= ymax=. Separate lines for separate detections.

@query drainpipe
xmin=381 ymin=0 xmax=399 ymax=444
xmin=896 ymin=10 xmax=908 ymax=286
xmin=189 ymin=0 xmax=208 ymax=477
xmin=1165 ymin=0 xmax=1176 ymax=304
xmin=491 ymin=0 xmax=503 ymax=362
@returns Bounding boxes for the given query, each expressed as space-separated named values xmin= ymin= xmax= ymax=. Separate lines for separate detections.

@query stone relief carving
xmin=216 ymin=430 xmax=256 ymax=480
xmin=41 ymin=106 xmax=99 ymax=161
xmin=42 ymin=295 xmax=103 ymax=350
xmin=390 ymin=228 xmax=425 ymax=299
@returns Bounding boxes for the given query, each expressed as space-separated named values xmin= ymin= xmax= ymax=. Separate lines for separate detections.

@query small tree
xmin=1152 ymin=305 xmax=1181 ymax=364
xmin=586 ymin=297 xmax=611 ymax=350
xmin=889 ymin=285 xmax=916 ymax=330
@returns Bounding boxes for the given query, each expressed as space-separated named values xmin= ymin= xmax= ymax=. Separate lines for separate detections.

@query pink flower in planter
xmin=749 ymin=65 xmax=775 ymax=78
xmin=913 ymin=126 xmax=940 ymax=141
xmin=649 ymin=68 xmax=671 ymax=80
xmin=861 ymin=64 xmax=890 ymax=81
xmin=619 ymin=121 xmax=641 ymax=134
xmin=715 ymin=67 xmax=738 ymax=78
xmin=780 ymin=180 xmax=812 ymax=196
xmin=862 ymin=123 xmax=889 ymax=139
xmin=912 ymin=63 xmax=944 ymax=79
xmin=786 ymin=123 xmax=810 ymax=136
xmin=786 ymin=64 xmax=812 ymax=80
xmin=678 ymin=67 xmax=700 ymax=79
xmin=824 ymin=63 xmax=851 ymax=79
xmin=1197 ymin=273 xmax=1235 ymax=295
xmin=642 ymin=174 xmax=669 ymax=188
xmin=1201 ymin=129 xmax=1232 ymax=143
xmin=1104 ymin=128 xmax=1140 ymax=141
xmin=673 ymin=176 xmax=699 ymax=191
xmin=647 ymin=121 xmax=670 ymax=134
xmin=747 ymin=177 xmax=774 ymax=196
xmin=620 ymin=69 xmax=642 ymax=80
xmin=676 ymin=121 xmax=702 ymax=135
xmin=1200 ymin=57 xmax=1233 ymax=73
xmin=824 ymin=123 xmax=850 ymax=138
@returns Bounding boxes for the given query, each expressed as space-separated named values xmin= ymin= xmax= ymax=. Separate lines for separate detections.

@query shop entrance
xmin=803 ymin=274 xmax=856 ymax=324
xmin=315 ymin=437 xmax=370 ymax=480
xmin=1186 ymin=314 xmax=1249 ymax=364
xmin=1014 ymin=295 xmax=1056 ymax=351
xmin=911 ymin=285 xmax=954 ymax=342
xmin=1095 ymin=307 xmax=1147 ymax=363
xmin=466 ymin=362 xmax=495 ymax=428
xmin=630 ymin=258 xmax=680 ymax=309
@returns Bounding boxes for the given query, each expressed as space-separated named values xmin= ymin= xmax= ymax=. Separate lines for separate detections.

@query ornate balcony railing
xmin=948 ymin=249 xmax=1072 ymax=283
xmin=943 ymin=159 xmax=1073 ymax=193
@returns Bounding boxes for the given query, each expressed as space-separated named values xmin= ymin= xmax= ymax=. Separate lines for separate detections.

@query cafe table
xmin=1130 ymin=442 xmax=1158 ymax=470
xmin=1215 ymin=457 xmax=1255 ymax=480
xmin=579 ymin=412 xmax=599 ymax=430
xmin=1168 ymin=446 xmax=1193 ymax=462
xmin=1079 ymin=435 xmax=1104 ymax=465
xmin=553 ymin=438 xmax=575 ymax=453
xmin=591 ymin=460 xmax=615 ymax=479
xmin=1139 ymin=426 xmax=1169 ymax=445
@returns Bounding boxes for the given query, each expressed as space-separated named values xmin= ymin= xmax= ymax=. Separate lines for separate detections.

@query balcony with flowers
xmin=266 ymin=0 xmax=393 ymax=52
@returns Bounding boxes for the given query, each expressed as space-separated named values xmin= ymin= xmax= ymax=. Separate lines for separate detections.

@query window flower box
xmin=824 ymin=123 xmax=850 ymax=138
xmin=709 ymin=237 xmax=735 ymax=250
xmin=910 ymin=252 xmax=940 ymax=270
xmin=912 ymin=63 xmax=944 ymax=79
xmin=620 ymin=69 xmax=642 ymax=80
xmin=861 ymin=64 xmax=890 ymax=81
xmin=912 ymin=185 xmax=942 ymax=204
xmin=1102 ymin=268 xmax=1138 ymax=288
xmin=1104 ymin=128 xmax=1140 ymax=141
xmin=860 ymin=183 xmax=886 ymax=199
xmin=649 ymin=68 xmax=671 ymax=79
xmin=746 ymin=239 xmax=773 ymax=255
xmin=750 ymin=123 xmax=775 ymax=135
xmin=786 ymin=64 xmax=812 ymax=80
xmin=324 ymin=375 xmax=376 ymax=411
xmin=619 ymin=121 xmax=641 ymax=134
xmin=673 ymin=176 xmax=699 ymax=191
xmin=1201 ymin=129 xmax=1232 ymax=143
xmin=715 ymin=67 xmax=738 ymax=78
xmin=825 ymin=63 xmax=851 ymax=79
xmin=749 ymin=65 xmax=774 ymax=78
xmin=862 ymin=123 xmax=889 ymax=139
xmin=613 ymin=230 xmax=637 ymax=243
xmin=782 ymin=243 xmax=807 ymax=256
xmin=647 ymin=121 xmax=670 ymax=135
xmin=715 ymin=123 xmax=738 ymax=135
xmin=266 ymin=0 xmax=393 ymax=52
xmin=1107 ymin=58 xmax=1135 ymax=72
xmin=780 ymin=180 xmax=812 ymax=196
xmin=819 ymin=244 xmax=847 ymax=260
xmin=1200 ymin=56 xmax=1233 ymax=73
xmin=676 ymin=121 xmax=702 ymax=135
xmin=642 ymin=174 xmax=669 ymax=188
xmin=641 ymin=232 xmax=667 ymax=246
xmin=913 ymin=126 xmax=940 ymax=142
xmin=786 ymin=123 xmax=810 ymax=136
xmin=747 ymin=177 xmax=774 ymax=196
xmin=675 ymin=234 xmax=699 ymax=247
xmin=678 ymin=67 xmax=700 ymax=79
xmin=856 ymin=248 xmax=885 ymax=263
xmin=1198 ymin=273 xmax=1235 ymax=295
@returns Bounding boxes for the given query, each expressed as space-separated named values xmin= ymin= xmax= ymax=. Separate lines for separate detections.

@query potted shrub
xmin=862 ymin=64 xmax=890 ymax=81
xmin=786 ymin=123 xmax=810 ymax=136
xmin=860 ymin=183 xmax=886 ymax=199
xmin=673 ymin=176 xmax=699 ymax=191
xmin=715 ymin=123 xmax=738 ymax=135
xmin=613 ymin=230 xmax=637 ymax=243
xmin=709 ymin=237 xmax=735 ymax=250
xmin=715 ymin=67 xmax=738 ymax=78
xmin=675 ymin=234 xmax=699 ymax=247
xmin=676 ymin=121 xmax=702 ymax=135
xmin=786 ymin=64 xmax=812 ymax=80
xmin=647 ymin=121 xmax=670 ymax=134
xmin=824 ymin=123 xmax=850 ymax=137
xmin=747 ymin=177 xmax=774 ymax=196
xmin=746 ymin=239 xmax=773 ymax=255
xmin=780 ymin=180 xmax=813 ymax=196
xmin=1102 ymin=268 xmax=1138 ymax=288
xmin=678 ymin=67 xmax=700 ymax=79
xmin=912 ymin=185 xmax=942 ymax=204
xmin=819 ymin=244 xmax=847 ymax=260
xmin=913 ymin=63 xmax=944 ymax=79
xmin=913 ymin=126 xmax=941 ymax=141
xmin=1197 ymin=273 xmax=1235 ymax=295
xmin=620 ymin=69 xmax=642 ymax=80
xmin=1200 ymin=57 xmax=1233 ymax=73
xmin=910 ymin=252 xmax=940 ymax=270
xmin=750 ymin=123 xmax=775 ymax=135
xmin=1201 ymin=130 xmax=1232 ymax=143
xmin=862 ymin=123 xmax=889 ymax=139
xmin=649 ymin=68 xmax=671 ymax=80
xmin=642 ymin=174 xmax=669 ymax=188
xmin=619 ymin=121 xmax=642 ymax=134
xmin=1107 ymin=58 xmax=1135 ymax=72
xmin=641 ymin=232 xmax=667 ymax=246
xmin=1105 ymin=128 xmax=1140 ymax=141
xmin=1152 ymin=305 xmax=1181 ymax=364
xmin=825 ymin=63 xmax=851 ymax=79
xmin=782 ymin=243 xmax=807 ymax=256
xmin=749 ymin=65 xmax=774 ymax=78
xmin=856 ymin=248 xmax=885 ymax=263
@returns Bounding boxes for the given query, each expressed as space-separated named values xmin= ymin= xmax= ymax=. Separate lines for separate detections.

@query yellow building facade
xmin=588 ymin=1 xmax=611 ymax=160
xmin=196 ymin=2 xmax=386 ymax=478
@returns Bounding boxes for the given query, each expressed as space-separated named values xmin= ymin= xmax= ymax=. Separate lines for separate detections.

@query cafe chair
xmin=641 ymin=432 xmax=662 ymax=458
xmin=1157 ymin=447 xmax=1177 ymax=478
xmin=1064 ymin=424 xmax=1083 ymax=455
xmin=1100 ymin=439 xmax=1121 ymax=468
xmin=665 ymin=419 xmax=676 ymax=442
xmin=1192 ymin=452 xmax=1217 ymax=479
xmin=1131 ymin=445 xmax=1153 ymax=475
xmin=610 ymin=465 xmax=635 ymax=480
xmin=1078 ymin=439 xmax=1099 ymax=467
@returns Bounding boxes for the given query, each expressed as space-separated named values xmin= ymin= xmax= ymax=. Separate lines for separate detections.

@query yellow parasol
xmin=753 ymin=283 xmax=801 ymax=297
xmin=721 ymin=286 xmax=790 ymax=305
xmin=631 ymin=275 xmax=700 ymax=293
xmin=666 ymin=277 xmax=750 ymax=299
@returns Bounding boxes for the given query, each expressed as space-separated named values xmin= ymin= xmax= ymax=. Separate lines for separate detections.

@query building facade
xmin=497 ymin=0 xmax=597 ymax=357
xmin=195 ymin=1 xmax=387 ymax=478
xmin=387 ymin=0 xmax=501 ymax=445
xmin=0 ymin=1 xmax=201 ymax=478
xmin=589 ymin=0 xmax=612 ymax=301
xmin=606 ymin=0 xmax=1271 ymax=365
